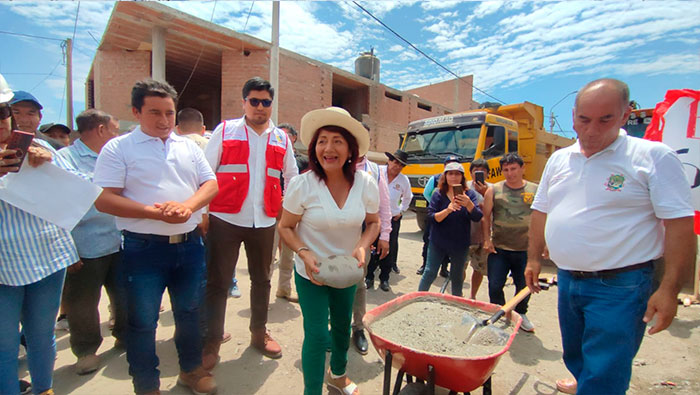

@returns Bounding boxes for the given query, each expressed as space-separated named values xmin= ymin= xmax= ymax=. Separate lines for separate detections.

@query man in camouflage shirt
xmin=484 ymin=153 xmax=537 ymax=332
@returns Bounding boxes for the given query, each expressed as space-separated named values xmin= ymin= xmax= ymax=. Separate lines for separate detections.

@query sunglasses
xmin=246 ymin=98 xmax=273 ymax=108
xmin=0 ymin=104 xmax=11 ymax=120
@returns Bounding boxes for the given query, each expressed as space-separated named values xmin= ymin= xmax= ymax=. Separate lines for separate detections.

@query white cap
xmin=0 ymin=73 xmax=13 ymax=103
xmin=444 ymin=162 xmax=465 ymax=173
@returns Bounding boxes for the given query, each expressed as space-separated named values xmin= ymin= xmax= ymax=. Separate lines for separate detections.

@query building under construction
xmin=87 ymin=2 xmax=477 ymax=152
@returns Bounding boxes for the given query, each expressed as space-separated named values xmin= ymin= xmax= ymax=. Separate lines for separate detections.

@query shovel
xmin=459 ymin=281 xmax=550 ymax=345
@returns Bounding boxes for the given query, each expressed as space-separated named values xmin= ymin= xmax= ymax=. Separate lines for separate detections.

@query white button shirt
xmin=94 ymin=127 xmax=216 ymax=236
xmin=380 ymin=165 xmax=413 ymax=217
xmin=205 ymin=117 xmax=298 ymax=228
xmin=532 ymin=130 xmax=694 ymax=271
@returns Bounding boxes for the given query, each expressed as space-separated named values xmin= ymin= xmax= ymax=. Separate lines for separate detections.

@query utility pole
xmin=270 ymin=1 xmax=280 ymax=124
xmin=65 ymin=38 xmax=74 ymax=130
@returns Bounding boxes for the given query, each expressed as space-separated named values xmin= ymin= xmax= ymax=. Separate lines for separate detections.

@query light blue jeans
xmin=0 ymin=269 xmax=66 ymax=395
xmin=558 ymin=266 xmax=653 ymax=395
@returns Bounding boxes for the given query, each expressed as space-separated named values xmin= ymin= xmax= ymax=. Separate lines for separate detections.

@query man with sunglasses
xmin=203 ymin=77 xmax=298 ymax=366
xmin=525 ymin=78 xmax=695 ymax=395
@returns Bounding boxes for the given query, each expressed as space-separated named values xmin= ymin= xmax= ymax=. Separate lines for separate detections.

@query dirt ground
xmin=35 ymin=212 xmax=700 ymax=394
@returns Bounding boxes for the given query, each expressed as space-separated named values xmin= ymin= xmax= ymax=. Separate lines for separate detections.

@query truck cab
xmin=401 ymin=102 xmax=573 ymax=230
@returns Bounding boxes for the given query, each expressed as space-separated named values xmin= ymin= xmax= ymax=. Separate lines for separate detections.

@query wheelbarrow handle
xmin=485 ymin=287 xmax=532 ymax=325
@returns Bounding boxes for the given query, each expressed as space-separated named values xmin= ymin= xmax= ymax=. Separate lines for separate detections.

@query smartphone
xmin=452 ymin=184 xmax=464 ymax=195
xmin=474 ymin=170 xmax=485 ymax=184
xmin=1 ymin=130 xmax=34 ymax=172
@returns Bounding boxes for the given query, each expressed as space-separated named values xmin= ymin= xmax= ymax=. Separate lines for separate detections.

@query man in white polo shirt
xmin=94 ymin=79 xmax=219 ymax=395
xmin=202 ymin=77 xmax=298 ymax=366
xmin=525 ymin=78 xmax=695 ymax=395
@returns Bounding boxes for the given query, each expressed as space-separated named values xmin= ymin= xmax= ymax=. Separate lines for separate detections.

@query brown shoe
xmin=178 ymin=366 xmax=217 ymax=395
xmin=251 ymin=330 xmax=282 ymax=359
xmin=201 ymin=342 xmax=221 ymax=371
xmin=276 ymin=291 xmax=299 ymax=303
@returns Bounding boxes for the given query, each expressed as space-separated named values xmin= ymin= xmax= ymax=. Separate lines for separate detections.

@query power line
xmin=352 ymin=1 xmax=505 ymax=104
xmin=29 ymin=56 xmax=63 ymax=93
xmin=242 ymin=1 xmax=255 ymax=35
xmin=179 ymin=0 xmax=218 ymax=98
xmin=0 ymin=30 xmax=64 ymax=42
xmin=71 ymin=2 xmax=81 ymax=44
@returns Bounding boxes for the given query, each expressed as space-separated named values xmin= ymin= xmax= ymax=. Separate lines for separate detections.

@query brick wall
xmin=220 ymin=48 xmax=270 ymax=121
xmin=93 ymin=50 xmax=151 ymax=123
xmin=277 ymin=54 xmax=332 ymax=129
xmin=407 ymin=75 xmax=475 ymax=113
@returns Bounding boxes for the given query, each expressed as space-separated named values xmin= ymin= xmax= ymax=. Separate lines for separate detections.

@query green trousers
xmin=295 ymin=271 xmax=357 ymax=395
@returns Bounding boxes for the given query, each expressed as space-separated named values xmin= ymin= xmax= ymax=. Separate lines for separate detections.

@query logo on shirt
xmin=521 ymin=192 xmax=534 ymax=205
xmin=605 ymin=174 xmax=625 ymax=191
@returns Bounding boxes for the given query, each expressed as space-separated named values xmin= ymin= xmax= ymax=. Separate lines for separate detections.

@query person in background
xmin=9 ymin=91 xmax=63 ymax=150
xmin=465 ymin=158 xmax=493 ymax=300
xmin=416 ymin=155 xmax=459 ymax=277
xmin=365 ymin=149 xmax=412 ymax=291
xmin=350 ymin=124 xmax=392 ymax=355
xmin=176 ymin=108 xmax=208 ymax=150
xmin=0 ymin=73 xmax=80 ymax=395
xmin=278 ymin=106 xmax=379 ymax=395
xmin=484 ymin=153 xmax=537 ymax=332
xmin=418 ymin=162 xmax=482 ymax=296
xmin=39 ymin=123 xmax=71 ymax=147
xmin=94 ymin=79 xmax=218 ymax=395
xmin=526 ymin=78 xmax=696 ymax=395
xmin=57 ymin=109 xmax=125 ymax=375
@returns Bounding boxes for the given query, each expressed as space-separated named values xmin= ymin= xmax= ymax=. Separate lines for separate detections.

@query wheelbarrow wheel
xmin=398 ymin=382 xmax=428 ymax=395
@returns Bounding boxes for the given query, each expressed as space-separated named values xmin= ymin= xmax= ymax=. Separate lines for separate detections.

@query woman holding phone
xmin=278 ymin=107 xmax=379 ymax=395
xmin=418 ymin=162 xmax=483 ymax=296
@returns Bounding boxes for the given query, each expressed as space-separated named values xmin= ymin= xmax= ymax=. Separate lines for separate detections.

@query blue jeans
xmin=0 ymin=269 xmax=65 ymax=395
xmin=558 ymin=267 xmax=652 ymax=395
xmin=122 ymin=233 xmax=206 ymax=394
xmin=487 ymin=248 xmax=529 ymax=314
xmin=418 ymin=242 xmax=468 ymax=296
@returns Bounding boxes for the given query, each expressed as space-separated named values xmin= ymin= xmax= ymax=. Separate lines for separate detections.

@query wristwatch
xmin=297 ymin=246 xmax=310 ymax=254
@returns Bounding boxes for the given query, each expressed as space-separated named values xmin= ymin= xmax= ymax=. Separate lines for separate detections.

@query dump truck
xmin=624 ymin=107 xmax=654 ymax=138
xmin=400 ymin=101 xmax=575 ymax=230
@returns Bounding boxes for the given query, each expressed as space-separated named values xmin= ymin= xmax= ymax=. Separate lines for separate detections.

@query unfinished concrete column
xmin=152 ymin=26 xmax=166 ymax=82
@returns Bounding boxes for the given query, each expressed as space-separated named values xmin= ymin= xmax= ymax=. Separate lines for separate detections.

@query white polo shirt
xmin=94 ymin=127 xmax=216 ymax=236
xmin=204 ymin=117 xmax=298 ymax=228
xmin=532 ymin=130 xmax=693 ymax=271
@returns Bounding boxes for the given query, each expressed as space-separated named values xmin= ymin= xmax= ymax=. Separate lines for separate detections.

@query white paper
xmin=0 ymin=163 xmax=102 ymax=230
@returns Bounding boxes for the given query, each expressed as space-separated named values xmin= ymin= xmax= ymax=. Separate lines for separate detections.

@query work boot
xmin=75 ymin=354 xmax=100 ymax=375
xmin=177 ymin=366 xmax=217 ymax=395
xmin=352 ymin=329 xmax=368 ymax=355
xmin=201 ymin=342 xmax=221 ymax=371
xmin=251 ymin=330 xmax=282 ymax=359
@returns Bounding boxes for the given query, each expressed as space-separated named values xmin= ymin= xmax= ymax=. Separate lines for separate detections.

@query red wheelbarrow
xmin=363 ymin=292 xmax=522 ymax=395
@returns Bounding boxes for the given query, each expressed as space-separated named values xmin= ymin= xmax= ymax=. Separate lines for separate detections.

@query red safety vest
xmin=209 ymin=119 xmax=287 ymax=217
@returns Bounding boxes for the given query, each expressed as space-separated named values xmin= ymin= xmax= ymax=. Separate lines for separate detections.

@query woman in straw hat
xmin=278 ymin=107 xmax=379 ymax=395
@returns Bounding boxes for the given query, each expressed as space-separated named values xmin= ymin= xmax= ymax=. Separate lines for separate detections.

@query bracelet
xmin=297 ymin=246 xmax=310 ymax=254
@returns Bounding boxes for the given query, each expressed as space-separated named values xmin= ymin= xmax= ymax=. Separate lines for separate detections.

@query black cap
xmin=39 ymin=123 xmax=71 ymax=135
xmin=385 ymin=149 xmax=408 ymax=166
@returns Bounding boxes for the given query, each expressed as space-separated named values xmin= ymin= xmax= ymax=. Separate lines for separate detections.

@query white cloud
xmin=421 ymin=1 xmax=462 ymax=11
xmin=388 ymin=44 xmax=404 ymax=52
xmin=473 ymin=1 xmax=503 ymax=18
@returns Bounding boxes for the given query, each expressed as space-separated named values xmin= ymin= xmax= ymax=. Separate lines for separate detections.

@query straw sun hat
xmin=300 ymin=107 xmax=370 ymax=156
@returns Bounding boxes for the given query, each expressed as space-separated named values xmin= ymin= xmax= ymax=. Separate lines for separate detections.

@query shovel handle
xmin=486 ymin=287 xmax=532 ymax=325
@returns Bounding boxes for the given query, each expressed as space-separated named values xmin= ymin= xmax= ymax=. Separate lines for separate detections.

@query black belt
xmin=123 ymin=230 xmax=198 ymax=244
xmin=567 ymin=261 xmax=653 ymax=279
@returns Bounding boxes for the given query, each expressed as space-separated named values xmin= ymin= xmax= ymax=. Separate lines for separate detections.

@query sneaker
xmin=229 ymin=279 xmax=241 ymax=298
xmin=177 ymin=366 xmax=217 ymax=395
xmin=519 ymin=314 xmax=535 ymax=332
xmin=55 ymin=315 xmax=69 ymax=332
xmin=75 ymin=354 xmax=100 ymax=375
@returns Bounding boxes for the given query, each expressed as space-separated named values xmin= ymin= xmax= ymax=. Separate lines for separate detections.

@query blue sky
xmin=1 ymin=1 xmax=698 ymax=137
